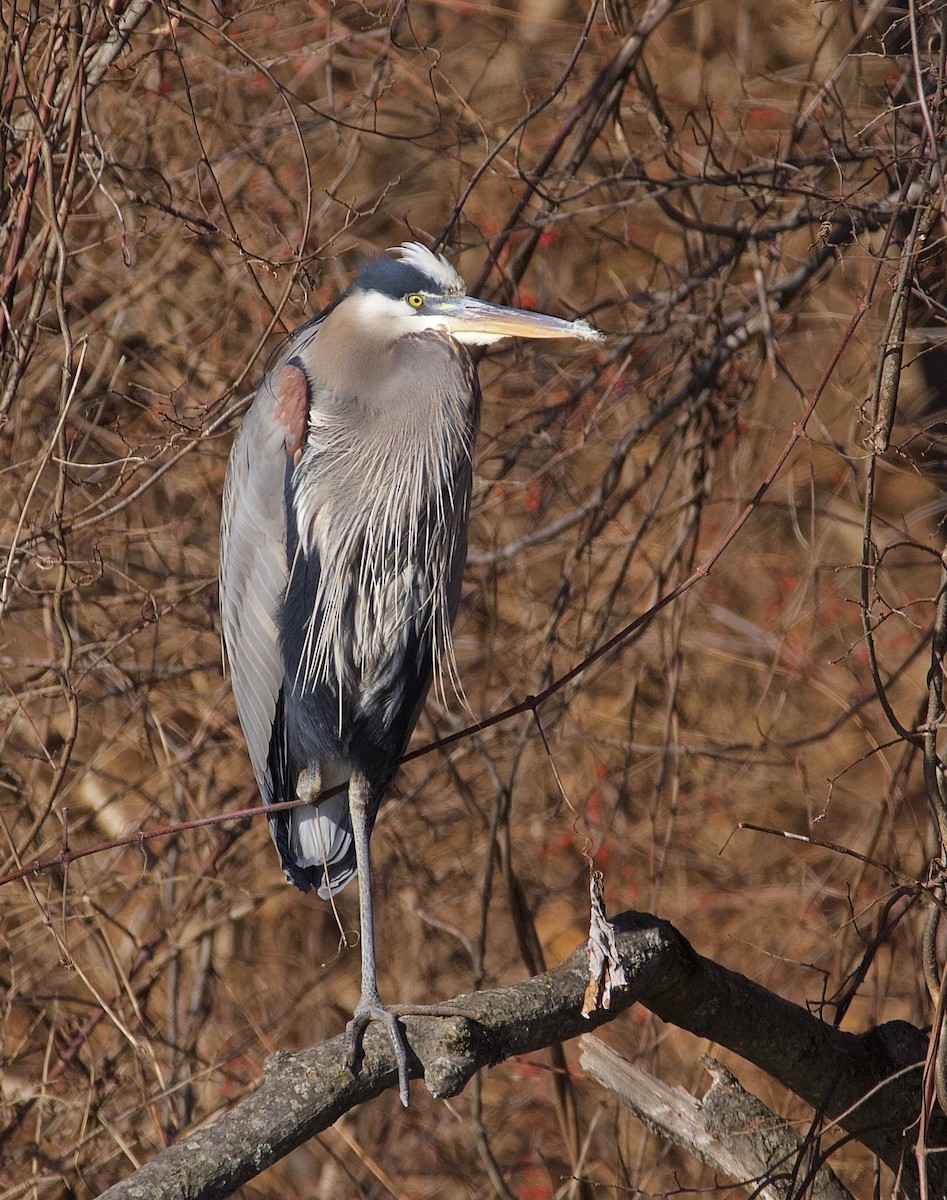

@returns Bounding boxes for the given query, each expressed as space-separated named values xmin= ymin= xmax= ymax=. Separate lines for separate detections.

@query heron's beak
xmin=427 ymin=295 xmax=603 ymax=346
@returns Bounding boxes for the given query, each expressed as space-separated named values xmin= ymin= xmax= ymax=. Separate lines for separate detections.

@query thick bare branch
xmin=99 ymin=911 xmax=939 ymax=1200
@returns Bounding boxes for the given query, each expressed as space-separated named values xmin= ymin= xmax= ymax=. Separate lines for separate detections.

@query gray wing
xmin=220 ymin=390 xmax=289 ymax=799
xmin=220 ymin=322 xmax=358 ymax=896
xmin=219 ymin=334 xmax=314 ymax=801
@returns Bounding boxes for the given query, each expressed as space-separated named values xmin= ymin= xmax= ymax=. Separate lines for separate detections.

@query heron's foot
xmin=344 ymin=998 xmax=474 ymax=1107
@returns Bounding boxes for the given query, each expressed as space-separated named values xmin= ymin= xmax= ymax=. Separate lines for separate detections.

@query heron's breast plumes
xmin=289 ymin=359 xmax=476 ymax=721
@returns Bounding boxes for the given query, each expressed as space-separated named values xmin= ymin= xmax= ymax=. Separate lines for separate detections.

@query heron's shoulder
xmin=268 ymin=312 xmax=326 ymax=372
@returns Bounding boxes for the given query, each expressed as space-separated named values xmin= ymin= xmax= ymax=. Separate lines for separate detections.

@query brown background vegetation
xmin=2 ymin=0 xmax=946 ymax=1196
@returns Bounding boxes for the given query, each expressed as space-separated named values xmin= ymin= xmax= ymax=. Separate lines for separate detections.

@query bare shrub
xmin=2 ymin=1 xmax=947 ymax=1196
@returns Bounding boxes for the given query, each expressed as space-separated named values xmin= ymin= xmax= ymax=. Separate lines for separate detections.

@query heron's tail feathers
xmin=268 ymin=789 xmax=357 ymax=897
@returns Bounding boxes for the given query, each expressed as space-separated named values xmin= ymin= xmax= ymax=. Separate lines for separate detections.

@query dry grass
xmin=2 ymin=0 xmax=946 ymax=1196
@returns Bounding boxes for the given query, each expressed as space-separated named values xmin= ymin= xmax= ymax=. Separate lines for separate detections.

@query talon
xmin=343 ymin=1012 xmax=368 ymax=1072
xmin=342 ymin=1000 xmax=474 ymax=1107
xmin=344 ymin=1002 xmax=411 ymax=1106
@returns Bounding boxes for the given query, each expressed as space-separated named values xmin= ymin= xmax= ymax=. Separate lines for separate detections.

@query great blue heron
xmin=219 ymin=241 xmax=601 ymax=1104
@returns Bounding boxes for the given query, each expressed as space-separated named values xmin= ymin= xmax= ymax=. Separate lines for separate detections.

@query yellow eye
xmin=406 ymin=293 xmax=424 ymax=308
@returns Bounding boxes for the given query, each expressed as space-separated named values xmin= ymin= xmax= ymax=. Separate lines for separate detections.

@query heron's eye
xmin=406 ymin=294 xmax=425 ymax=309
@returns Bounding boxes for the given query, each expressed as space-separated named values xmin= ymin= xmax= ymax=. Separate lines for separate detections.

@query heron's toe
xmin=344 ymin=1001 xmax=412 ymax=1106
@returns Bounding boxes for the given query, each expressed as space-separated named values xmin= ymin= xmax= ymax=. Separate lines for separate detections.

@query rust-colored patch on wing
xmin=274 ymin=363 xmax=308 ymax=464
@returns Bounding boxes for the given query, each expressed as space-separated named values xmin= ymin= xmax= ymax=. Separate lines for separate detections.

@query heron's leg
xmin=342 ymin=768 xmax=414 ymax=1104
xmin=342 ymin=770 xmax=479 ymax=1106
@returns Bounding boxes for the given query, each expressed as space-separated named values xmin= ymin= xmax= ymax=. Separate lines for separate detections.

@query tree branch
xmin=580 ymin=1037 xmax=853 ymax=1200
xmin=98 ymin=911 xmax=942 ymax=1200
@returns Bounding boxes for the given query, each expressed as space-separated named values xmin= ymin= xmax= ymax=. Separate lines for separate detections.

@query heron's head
xmin=343 ymin=242 xmax=603 ymax=347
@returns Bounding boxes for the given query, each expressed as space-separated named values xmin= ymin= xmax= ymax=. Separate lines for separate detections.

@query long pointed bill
xmin=427 ymin=295 xmax=603 ymax=345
